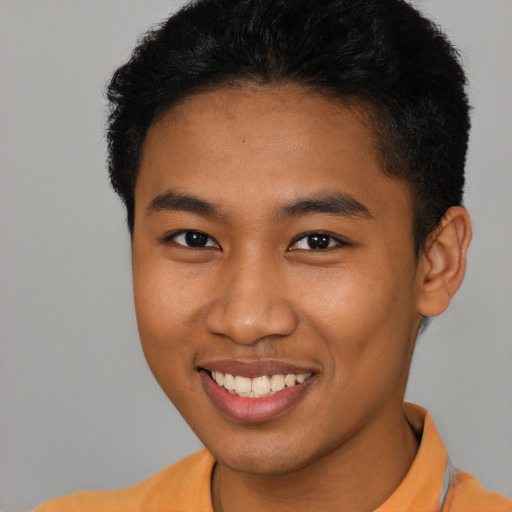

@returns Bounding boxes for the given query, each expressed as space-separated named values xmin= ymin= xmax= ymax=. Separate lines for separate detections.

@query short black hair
xmin=106 ymin=0 xmax=470 ymax=253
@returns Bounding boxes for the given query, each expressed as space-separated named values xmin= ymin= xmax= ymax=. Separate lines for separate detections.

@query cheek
xmin=300 ymin=263 xmax=410 ymax=327
xmin=132 ymin=265 xmax=207 ymax=417
xmin=132 ymin=257 xmax=205 ymax=376
xmin=297 ymin=258 xmax=417 ymax=374
xmin=134 ymin=253 xmax=205 ymax=330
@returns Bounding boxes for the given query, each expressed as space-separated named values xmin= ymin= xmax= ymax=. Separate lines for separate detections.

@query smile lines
xmin=210 ymin=371 xmax=312 ymax=398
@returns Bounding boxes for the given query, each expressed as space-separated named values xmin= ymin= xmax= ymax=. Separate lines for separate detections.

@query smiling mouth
xmin=208 ymin=370 xmax=313 ymax=398
xmin=199 ymin=364 xmax=317 ymax=422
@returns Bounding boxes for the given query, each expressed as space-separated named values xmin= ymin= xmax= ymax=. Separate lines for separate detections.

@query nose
xmin=204 ymin=254 xmax=298 ymax=345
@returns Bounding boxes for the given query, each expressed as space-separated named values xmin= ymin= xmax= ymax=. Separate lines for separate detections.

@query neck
xmin=211 ymin=404 xmax=419 ymax=512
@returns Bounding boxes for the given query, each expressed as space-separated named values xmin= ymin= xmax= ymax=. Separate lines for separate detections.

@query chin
xmin=216 ymin=451 xmax=308 ymax=476
xmin=204 ymin=431 xmax=324 ymax=476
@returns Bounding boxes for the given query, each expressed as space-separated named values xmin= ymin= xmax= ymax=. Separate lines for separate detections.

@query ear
xmin=416 ymin=206 xmax=472 ymax=318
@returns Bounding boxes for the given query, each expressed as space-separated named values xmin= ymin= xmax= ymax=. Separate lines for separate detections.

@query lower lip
xmin=199 ymin=370 xmax=315 ymax=423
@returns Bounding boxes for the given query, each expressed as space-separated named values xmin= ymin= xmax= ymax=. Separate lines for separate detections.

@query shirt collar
xmin=376 ymin=403 xmax=450 ymax=512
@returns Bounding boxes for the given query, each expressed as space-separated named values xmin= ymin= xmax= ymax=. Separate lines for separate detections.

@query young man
xmin=34 ymin=0 xmax=511 ymax=510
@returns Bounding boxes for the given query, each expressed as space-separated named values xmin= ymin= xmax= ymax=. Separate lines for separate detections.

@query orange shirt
xmin=33 ymin=404 xmax=511 ymax=512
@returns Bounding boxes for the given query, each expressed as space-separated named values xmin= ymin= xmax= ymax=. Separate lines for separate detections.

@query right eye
xmin=167 ymin=231 xmax=219 ymax=249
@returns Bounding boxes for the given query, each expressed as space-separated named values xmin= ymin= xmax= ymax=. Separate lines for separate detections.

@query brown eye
xmin=289 ymin=232 xmax=344 ymax=251
xmin=305 ymin=234 xmax=330 ymax=249
xmin=185 ymin=232 xmax=208 ymax=247
xmin=171 ymin=231 xmax=218 ymax=248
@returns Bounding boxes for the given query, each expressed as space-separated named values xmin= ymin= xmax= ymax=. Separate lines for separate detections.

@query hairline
xmin=131 ymin=79 xmax=424 ymax=250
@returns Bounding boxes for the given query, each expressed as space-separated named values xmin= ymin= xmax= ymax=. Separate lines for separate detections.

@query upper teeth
xmin=211 ymin=371 xmax=312 ymax=398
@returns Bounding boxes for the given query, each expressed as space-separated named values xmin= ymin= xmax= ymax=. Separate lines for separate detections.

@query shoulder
xmin=446 ymin=469 xmax=512 ymax=512
xmin=31 ymin=449 xmax=215 ymax=512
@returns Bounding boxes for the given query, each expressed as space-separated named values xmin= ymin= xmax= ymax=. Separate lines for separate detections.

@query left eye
xmin=289 ymin=233 xmax=342 ymax=251
xmin=170 ymin=231 xmax=219 ymax=248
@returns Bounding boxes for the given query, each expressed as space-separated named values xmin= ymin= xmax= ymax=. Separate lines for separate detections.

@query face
xmin=132 ymin=86 xmax=423 ymax=475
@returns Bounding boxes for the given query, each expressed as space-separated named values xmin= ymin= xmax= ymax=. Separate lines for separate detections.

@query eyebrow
xmin=145 ymin=190 xmax=228 ymax=220
xmin=146 ymin=189 xmax=372 ymax=222
xmin=275 ymin=192 xmax=372 ymax=221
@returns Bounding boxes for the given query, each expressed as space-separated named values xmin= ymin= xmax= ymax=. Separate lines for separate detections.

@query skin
xmin=132 ymin=85 xmax=471 ymax=512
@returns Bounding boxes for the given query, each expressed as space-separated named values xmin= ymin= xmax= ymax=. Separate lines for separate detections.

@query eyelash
xmin=162 ymin=231 xmax=220 ymax=249
xmin=288 ymin=232 xmax=347 ymax=251
xmin=161 ymin=230 xmax=348 ymax=251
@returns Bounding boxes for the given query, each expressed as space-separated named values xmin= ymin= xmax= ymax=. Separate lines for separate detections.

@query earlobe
xmin=416 ymin=206 xmax=472 ymax=318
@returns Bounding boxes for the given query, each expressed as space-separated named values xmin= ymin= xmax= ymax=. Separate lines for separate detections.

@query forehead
xmin=137 ymin=85 xmax=412 ymax=223
xmin=148 ymin=86 xmax=378 ymax=162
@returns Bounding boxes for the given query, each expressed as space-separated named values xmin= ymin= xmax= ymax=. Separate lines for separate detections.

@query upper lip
xmin=197 ymin=359 xmax=318 ymax=378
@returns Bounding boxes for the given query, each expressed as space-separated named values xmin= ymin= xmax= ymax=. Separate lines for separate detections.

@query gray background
xmin=0 ymin=1 xmax=511 ymax=510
